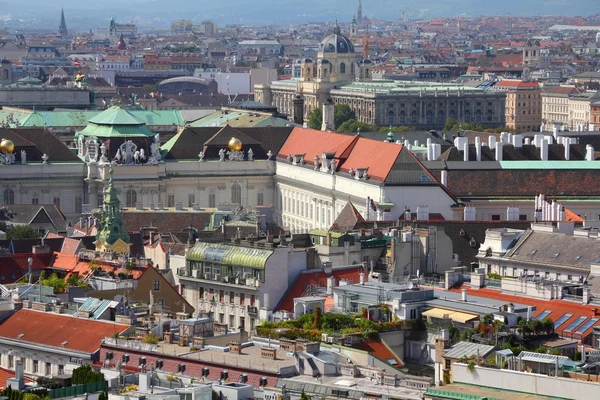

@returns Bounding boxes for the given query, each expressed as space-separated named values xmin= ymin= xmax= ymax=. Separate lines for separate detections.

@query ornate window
xmin=257 ymin=192 xmax=264 ymax=206
xmin=3 ymin=188 xmax=14 ymax=205
xmin=436 ymin=110 xmax=445 ymax=124
xmin=388 ymin=110 xmax=395 ymax=125
xmin=231 ymin=183 xmax=241 ymax=205
xmin=464 ymin=109 xmax=471 ymax=122
xmin=411 ymin=110 xmax=418 ymax=124
xmin=426 ymin=110 xmax=433 ymax=124
xmin=399 ymin=111 xmax=406 ymax=124
xmin=209 ymin=193 xmax=216 ymax=208
xmin=340 ymin=62 xmax=346 ymax=74
xmin=475 ymin=109 xmax=482 ymax=123
xmin=126 ymin=189 xmax=137 ymax=208
xmin=486 ymin=109 xmax=493 ymax=122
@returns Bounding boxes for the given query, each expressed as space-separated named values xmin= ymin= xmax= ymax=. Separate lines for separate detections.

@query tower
xmin=350 ymin=16 xmax=358 ymax=38
xmin=58 ymin=8 xmax=68 ymax=37
xmin=357 ymin=0 xmax=363 ymax=26
xmin=0 ymin=58 xmax=12 ymax=85
xmin=95 ymin=167 xmax=131 ymax=254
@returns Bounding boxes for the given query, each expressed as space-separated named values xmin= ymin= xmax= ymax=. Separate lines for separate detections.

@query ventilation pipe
xmin=463 ymin=141 xmax=469 ymax=162
xmin=441 ymin=170 xmax=448 ymax=187
xmin=475 ymin=137 xmax=482 ymax=161
xmin=495 ymin=141 xmax=503 ymax=162
xmin=461 ymin=289 xmax=468 ymax=302
xmin=587 ymin=145 xmax=595 ymax=161
xmin=564 ymin=138 xmax=571 ymax=161
xmin=540 ymin=139 xmax=549 ymax=161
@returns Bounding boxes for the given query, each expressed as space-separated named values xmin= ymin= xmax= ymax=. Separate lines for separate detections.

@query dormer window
xmin=355 ymin=168 xmax=369 ymax=180
xmin=293 ymin=154 xmax=305 ymax=165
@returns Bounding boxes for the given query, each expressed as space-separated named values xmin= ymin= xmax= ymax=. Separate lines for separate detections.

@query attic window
xmin=530 ymin=250 xmax=537 ymax=256
xmin=17 ymin=334 xmax=24 ymax=338
xmin=553 ymin=253 xmax=560 ymax=258
xmin=575 ymin=256 xmax=582 ymax=261
xmin=61 ymin=341 xmax=68 ymax=346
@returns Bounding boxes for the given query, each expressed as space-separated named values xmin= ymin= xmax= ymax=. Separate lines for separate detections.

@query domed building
xmin=255 ymin=23 xmax=364 ymax=123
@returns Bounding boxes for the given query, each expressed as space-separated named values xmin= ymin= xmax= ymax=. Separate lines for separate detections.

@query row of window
xmin=3 ymin=355 xmax=64 ymax=376
xmin=2 ymin=189 xmax=82 ymax=213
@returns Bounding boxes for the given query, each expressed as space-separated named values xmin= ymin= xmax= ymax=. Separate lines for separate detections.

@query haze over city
xmin=1 ymin=1 xmax=600 ymax=400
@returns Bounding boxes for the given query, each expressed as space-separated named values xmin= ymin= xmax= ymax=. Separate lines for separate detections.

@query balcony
xmin=177 ymin=269 xmax=261 ymax=289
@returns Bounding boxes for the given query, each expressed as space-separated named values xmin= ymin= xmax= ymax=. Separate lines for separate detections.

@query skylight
xmin=553 ymin=253 xmax=560 ymax=258
xmin=575 ymin=256 xmax=582 ymax=261
xmin=530 ymin=250 xmax=537 ymax=256
xmin=61 ymin=341 xmax=68 ymax=346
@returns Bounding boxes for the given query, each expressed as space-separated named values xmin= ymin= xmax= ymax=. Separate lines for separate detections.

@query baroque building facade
xmin=255 ymin=27 xmax=505 ymax=130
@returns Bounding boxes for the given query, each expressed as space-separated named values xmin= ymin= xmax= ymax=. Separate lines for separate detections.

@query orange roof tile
xmin=60 ymin=238 xmax=81 ymax=254
xmin=564 ymin=208 xmax=584 ymax=223
xmin=339 ymin=137 xmax=402 ymax=182
xmin=0 ymin=309 xmax=128 ymax=353
xmin=448 ymin=286 xmax=600 ymax=339
xmin=278 ymin=127 xmax=356 ymax=163
xmin=276 ymin=266 xmax=365 ymax=312
xmin=50 ymin=252 xmax=78 ymax=271
xmin=353 ymin=338 xmax=403 ymax=367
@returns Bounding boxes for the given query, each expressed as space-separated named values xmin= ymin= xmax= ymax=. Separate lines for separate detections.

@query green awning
xmin=187 ymin=242 xmax=273 ymax=270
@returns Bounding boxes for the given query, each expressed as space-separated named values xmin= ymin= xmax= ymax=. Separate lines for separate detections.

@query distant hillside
xmin=2 ymin=0 xmax=598 ymax=29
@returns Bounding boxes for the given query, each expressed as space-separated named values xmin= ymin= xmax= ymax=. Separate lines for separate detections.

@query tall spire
xmin=357 ymin=0 xmax=363 ymax=25
xmin=59 ymin=8 xmax=68 ymax=37
xmin=95 ymin=166 xmax=131 ymax=254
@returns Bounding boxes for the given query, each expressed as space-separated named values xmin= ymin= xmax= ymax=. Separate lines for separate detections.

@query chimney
xmin=564 ymin=138 xmax=571 ymax=160
xmin=440 ymin=170 xmax=448 ymax=187
xmin=326 ymin=276 xmax=336 ymax=295
xmin=587 ymin=145 xmax=595 ymax=161
xmin=321 ymin=98 xmax=335 ymax=132
xmin=507 ymin=303 xmax=515 ymax=313
xmin=461 ymin=288 xmax=468 ymax=302
xmin=427 ymin=138 xmax=433 ymax=161
xmin=488 ymin=135 xmax=496 ymax=150
xmin=527 ymin=306 xmax=532 ymax=320
xmin=463 ymin=141 xmax=469 ymax=162
xmin=32 ymin=244 xmax=51 ymax=255
xmin=495 ymin=141 xmax=503 ymax=161
xmin=359 ymin=272 xmax=365 ymax=285
xmin=512 ymin=134 xmax=523 ymax=148
xmin=475 ymin=137 xmax=482 ymax=161
xmin=292 ymin=95 xmax=304 ymax=125
xmin=524 ymin=138 xmax=531 ymax=145
xmin=540 ymin=139 xmax=548 ymax=161
xmin=7 ymin=358 xmax=24 ymax=390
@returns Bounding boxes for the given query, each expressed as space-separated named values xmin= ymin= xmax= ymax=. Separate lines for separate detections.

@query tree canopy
xmin=306 ymin=107 xmax=322 ymax=130
xmin=337 ymin=119 xmax=376 ymax=134
xmin=6 ymin=225 xmax=41 ymax=240
xmin=334 ymin=104 xmax=356 ymax=128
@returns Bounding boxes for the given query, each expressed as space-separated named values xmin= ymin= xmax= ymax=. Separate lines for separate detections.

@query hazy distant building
xmin=523 ymin=39 xmax=541 ymax=67
xmin=58 ymin=8 xmax=68 ymax=37
xmin=195 ymin=20 xmax=218 ymax=36
xmin=255 ymin=25 xmax=505 ymax=129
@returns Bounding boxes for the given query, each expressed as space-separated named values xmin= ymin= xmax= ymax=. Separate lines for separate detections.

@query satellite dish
xmin=407 ymin=281 xmax=414 ymax=290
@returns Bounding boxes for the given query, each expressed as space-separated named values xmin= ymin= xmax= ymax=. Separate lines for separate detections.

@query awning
xmin=422 ymin=308 xmax=479 ymax=324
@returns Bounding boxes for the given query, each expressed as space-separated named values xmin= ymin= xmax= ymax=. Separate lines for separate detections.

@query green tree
xmin=312 ymin=307 xmax=322 ymax=329
xmin=299 ymin=389 xmax=311 ymax=400
xmin=142 ymin=332 xmax=160 ymax=344
xmin=42 ymin=273 xmax=66 ymax=294
xmin=66 ymin=274 xmax=86 ymax=288
xmin=307 ymin=107 xmax=322 ymax=130
xmin=6 ymin=225 xmax=41 ymax=240
xmin=142 ymin=84 xmax=157 ymax=93
xmin=541 ymin=317 xmax=554 ymax=335
xmin=334 ymin=104 xmax=356 ymax=128
xmin=378 ymin=126 xmax=411 ymax=133
xmin=337 ymin=119 xmax=376 ymax=133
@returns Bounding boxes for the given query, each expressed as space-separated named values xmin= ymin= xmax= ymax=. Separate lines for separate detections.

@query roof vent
xmin=61 ymin=341 xmax=68 ymax=346
xmin=17 ymin=333 xmax=24 ymax=338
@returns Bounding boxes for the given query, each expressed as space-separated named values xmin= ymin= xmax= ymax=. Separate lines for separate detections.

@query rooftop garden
xmin=258 ymin=306 xmax=425 ymax=341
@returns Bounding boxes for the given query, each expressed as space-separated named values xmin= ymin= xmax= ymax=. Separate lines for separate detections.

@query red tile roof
xmin=448 ymin=286 xmax=600 ymax=340
xmin=564 ymin=208 xmax=584 ymax=223
xmin=276 ymin=266 xmax=366 ymax=312
xmin=0 ymin=309 xmax=128 ymax=353
xmin=278 ymin=128 xmax=405 ymax=183
xmin=496 ymin=80 xmax=540 ymax=89
xmin=60 ymin=238 xmax=81 ymax=254
xmin=50 ymin=252 xmax=78 ymax=271
xmin=353 ymin=338 xmax=403 ymax=367
xmin=0 ymin=367 xmax=33 ymax=389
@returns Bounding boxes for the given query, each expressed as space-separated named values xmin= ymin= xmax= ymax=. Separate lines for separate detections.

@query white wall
xmin=452 ymin=363 xmax=600 ymax=400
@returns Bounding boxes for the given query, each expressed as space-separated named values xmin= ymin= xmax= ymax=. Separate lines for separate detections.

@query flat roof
xmin=426 ymin=384 xmax=551 ymax=400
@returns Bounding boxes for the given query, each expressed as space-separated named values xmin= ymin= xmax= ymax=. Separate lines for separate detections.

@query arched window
xmin=411 ymin=110 xmax=418 ymax=124
xmin=436 ymin=110 xmax=445 ymax=124
xmin=449 ymin=109 xmax=457 ymax=120
xmin=3 ymin=188 xmax=14 ymax=205
xmin=426 ymin=110 xmax=433 ymax=124
xmin=475 ymin=109 xmax=482 ymax=123
xmin=340 ymin=62 xmax=346 ymax=74
xmin=486 ymin=109 xmax=493 ymax=122
xmin=126 ymin=189 xmax=137 ymax=208
xmin=231 ymin=183 xmax=241 ymax=205
xmin=399 ymin=111 xmax=406 ymax=124
xmin=464 ymin=109 xmax=471 ymax=122
xmin=388 ymin=110 xmax=395 ymax=125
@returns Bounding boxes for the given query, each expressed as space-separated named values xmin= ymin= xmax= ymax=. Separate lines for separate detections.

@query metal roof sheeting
xmin=443 ymin=341 xmax=496 ymax=360
xmin=187 ymin=242 xmax=273 ymax=270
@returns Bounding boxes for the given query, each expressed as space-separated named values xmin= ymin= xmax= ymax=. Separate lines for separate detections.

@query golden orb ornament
xmin=228 ymin=137 xmax=242 ymax=152
xmin=0 ymin=138 xmax=14 ymax=154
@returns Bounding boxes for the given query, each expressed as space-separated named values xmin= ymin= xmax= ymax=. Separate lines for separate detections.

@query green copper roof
xmin=15 ymin=109 xmax=184 ymax=128
xmin=78 ymin=124 xmax=155 ymax=138
xmin=88 ymin=106 xmax=145 ymax=126
xmin=187 ymin=242 xmax=273 ymax=270
xmin=499 ymin=161 xmax=600 ymax=170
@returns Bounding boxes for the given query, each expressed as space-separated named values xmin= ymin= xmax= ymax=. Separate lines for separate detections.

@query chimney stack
xmin=488 ymin=135 xmax=497 ymax=150
xmin=461 ymin=289 xmax=468 ymax=302
xmin=440 ymin=170 xmax=448 ymax=187
xmin=321 ymin=98 xmax=335 ymax=132
xmin=540 ymin=139 xmax=549 ymax=161
xmin=475 ymin=137 xmax=482 ymax=161
xmin=495 ymin=141 xmax=503 ymax=162
xmin=587 ymin=145 xmax=595 ymax=161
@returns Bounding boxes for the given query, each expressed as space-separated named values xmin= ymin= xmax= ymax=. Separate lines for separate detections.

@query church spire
xmin=95 ymin=166 xmax=131 ymax=254
xmin=59 ymin=8 xmax=68 ymax=37
xmin=357 ymin=0 xmax=363 ymax=25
